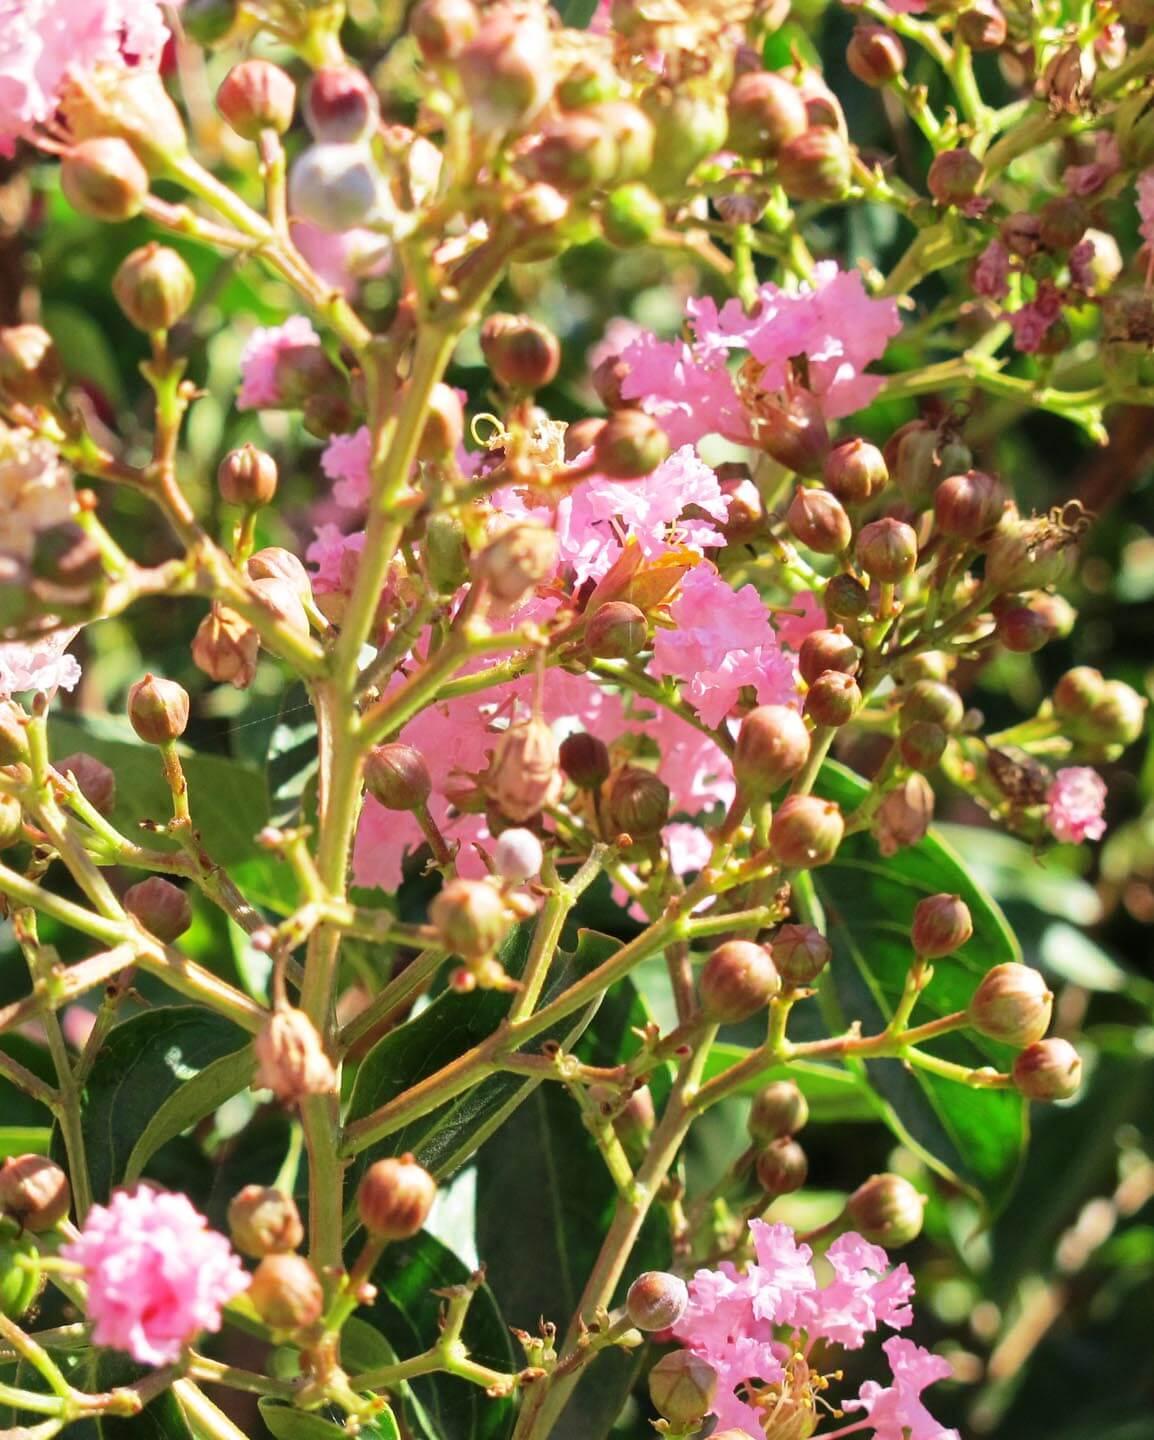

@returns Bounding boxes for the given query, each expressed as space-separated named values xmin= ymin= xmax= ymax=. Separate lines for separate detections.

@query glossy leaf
xmin=700 ymin=1046 xmax=878 ymax=1121
xmin=260 ymin=1400 xmax=400 ymax=1440
xmin=125 ymin=1043 xmax=254 ymax=1183
xmin=0 ymin=1126 xmax=52 ymax=1158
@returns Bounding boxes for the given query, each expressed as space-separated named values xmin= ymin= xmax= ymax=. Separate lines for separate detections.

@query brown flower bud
xmin=248 ymin=1253 xmax=324 ymax=1330
xmin=480 ymin=314 xmax=561 ymax=391
xmin=0 ymin=1155 xmax=71 ymax=1232
xmin=748 ymin=1080 xmax=809 ymax=1141
xmin=770 ymin=795 xmax=845 ymax=868
xmin=755 ymin=1136 xmax=808 ymax=1195
xmin=228 ymin=1185 xmax=304 ymax=1257
xmin=593 ymin=409 xmax=670 ymax=480
xmin=968 ymin=963 xmax=1053 ymax=1046
xmin=847 ymin=25 xmax=906 ymax=87
xmin=847 ymin=1173 xmax=925 ymax=1247
xmin=564 ymin=417 xmax=605 ymax=461
xmin=487 ymin=717 xmax=562 ymax=823
xmin=60 ymin=67 xmax=188 ymax=175
xmin=805 ymin=671 xmax=861 ymax=728
xmin=875 ymin=774 xmax=934 ymax=855
xmin=1000 ymin=211 xmax=1043 ymax=260
xmin=726 ymin=71 xmax=808 ymax=158
xmin=459 ymin=6 xmax=553 ymax=135
xmin=626 ymin=1270 xmax=689 ymax=1331
xmin=414 ymin=382 xmax=465 ymax=461
xmin=523 ymin=112 xmax=619 ymax=193
xmin=649 ymin=1351 xmax=718 ymax=1425
xmin=901 ymin=680 xmax=965 ymax=733
xmin=358 ymin=1155 xmax=437 ymax=1239
xmin=787 ymin=487 xmax=851 ymax=554
xmin=700 ymin=941 xmax=781 ymax=1022
xmin=934 ymin=469 xmax=1006 ymax=539
xmin=824 ymin=437 xmax=888 ymax=504
xmin=995 ymin=605 xmax=1055 ymax=654
xmin=559 ymin=731 xmax=610 ymax=789
xmin=586 ymin=601 xmax=647 ymax=660
xmin=1012 ymin=1038 xmax=1082 ymax=1101
xmin=1053 ymin=666 xmax=1104 ymax=720
xmin=606 ymin=765 xmax=670 ymax=839
xmin=474 ymin=523 xmax=558 ymax=604
xmin=56 ymin=753 xmax=116 ymax=815
xmin=124 ymin=876 xmax=192 ymax=942
xmin=411 ymin=0 xmax=479 ymax=63
xmin=1038 ymin=196 xmax=1087 ymax=252
xmin=755 ymin=389 xmax=829 ymax=476
xmin=254 ymin=1008 xmax=337 ymax=1106
xmin=957 ymin=1 xmax=1007 ymax=50
xmin=0 ymin=701 xmax=30 ymax=765
xmin=825 ymin=573 xmax=871 ymax=621
xmin=927 ymin=147 xmax=983 ymax=206
xmin=776 ymin=127 xmax=853 ymax=201
xmin=718 ymin=465 xmax=764 ymax=542
xmin=365 ymin=744 xmax=432 ymax=812
xmin=304 ymin=67 xmax=378 ymax=144
xmin=430 ymin=878 xmax=511 ymax=960
xmin=856 ymin=517 xmax=918 ymax=582
xmin=246 ymin=550 xmax=311 ymax=603
xmin=899 ymin=721 xmax=947 ymax=773
xmin=127 ymin=673 xmax=189 ymax=745
xmin=217 ymin=61 xmax=295 ymax=140
xmin=251 ymin=577 xmax=310 ymax=641
xmin=112 ymin=244 xmax=195 ymax=333
xmin=0 ymin=325 xmax=63 ymax=406
xmin=798 ymin=627 xmax=860 ymax=686
xmin=773 ymin=923 xmax=832 ymax=987
xmin=911 ymin=893 xmax=972 ymax=958
xmin=218 ymin=445 xmax=278 ymax=508
xmin=734 ymin=705 xmax=811 ymax=800
xmin=192 ymin=607 xmax=259 ymax=689
xmin=591 ymin=354 xmax=630 ymax=413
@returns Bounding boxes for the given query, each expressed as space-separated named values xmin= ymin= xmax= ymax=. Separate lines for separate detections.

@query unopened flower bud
xmin=565 ymin=417 xmax=605 ymax=460
xmin=254 ymin=1008 xmax=337 ymax=1106
xmin=57 ymin=753 xmax=116 ymax=815
xmin=856 ymin=517 xmax=918 ymax=582
xmin=411 ymin=0 xmax=479 ymax=62
xmin=488 ymin=717 xmax=562 ymax=823
xmin=847 ymin=25 xmax=906 ymax=86
xmin=798 ymin=627 xmax=860 ymax=686
xmin=492 ymin=827 xmax=544 ymax=882
xmin=755 ymin=389 xmax=829 ymax=476
xmin=127 ymin=673 xmax=189 ymax=745
xmin=523 ymin=112 xmax=619 ymax=193
xmin=648 ymin=1351 xmax=718 ymax=1425
xmin=902 ymin=680 xmax=964 ymax=734
xmin=644 ymin=85 xmax=729 ymax=192
xmin=718 ymin=464 xmax=764 ymax=542
xmin=305 ymin=68 xmax=378 ymax=143
xmin=996 ymin=605 xmax=1056 ymax=654
xmin=358 ymin=1155 xmax=437 ymax=1239
xmin=0 ymin=793 xmax=22 ymax=849
xmin=787 ymin=487 xmax=851 ymax=554
xmin=227 ymin=1186 xmax=304 ymax=1258
xmin=749 ymin=1080 xmax=808 ymax=1141
xmin=602 ymin=182 xmax=665 ymax=246
xmin=113 ymin=244 xmax=194 ymax=333
xmin=593 ymin=409 xmax=669 ymax=480
xmin=183 ymin=0 xmax=238 ymax=43
xmin=876 ymin=774 xmax=934 ymax=855
xmin=626 ymin=1271 xmax=689 ymax=1331
xmin=474 ymin=523 xmax=558 ymax=605
xmin=1087 ymin=680 xmax=1147 ymax=748
xmin=586 ymin=601 xmax=647 ymax=660
xmin=0 ymin=1231 xmax=40 ymax=1319
xmin=1012 ymin=1037 xmax=1082 ymax=1101
xmin=726 ymin=71 xmax=808 ymax=158
xmin=969 ymin=963 xmax=1052 ymax=1046
xmin=825 ymin=573 xmax=871 ymax=621
xmin=480 ymin=314 xmax=561 ymax=391
xmin=193 ymin=607 xmax=259 ymax=689
xmin=771 ymin=795 xmax=845 ymax=868
xmin=1037 ymin=196 xmax=1087 ymax=253
xmin=0 ymin=1155 xmax=70 ymax=1231
xmin=1052 ymin=666 xmax=1104 ymax=720
xmin=899 ymin=721 xmax=947 ymax=772
xmin=0 ymin=325 xmax=62 ymax=406
xmin=459 ymin=6 xmax=553 ymax=134
xmin=124 ymin=876 xmax=192 ymax=942
xmin=934 ymin=469 xmax=1006 ymax=540
xmin=430 ymin=878 xmax=510 ymax=960
xmin=927 ymin=147 xmax=983 ymax=206
xmin=824 ymin=437 xmax=888 ymax=504
xmin=700 ymin=941 xmax=781 ymax=1022
xmin=776 ymin=127 xmax=852 ymax=201
xmin=773 ymin=924 xmax=832 ymax=987
xmin=847 ymin=1173 xmax=925 ymax=1247
xmin=606 ymin=765 xmax=670 ymax=839
xmin=734 ymin=705 xmax=811 ymax=800
xmin=217 ymin=61 xmax=295 ymax=140
xmin=289 ymin=144 xmax=385 ymax=232
xmin=365 ymin=744 xmax=432 ymax=812
xmin=591 ymin=355 xmax=630 ymax=412
xmin=248 ymin=1253 xmax=324 ymax=1330
xmin=957 ymin=1 xmax=1007 ymax=50
xmin=60 ymin=67 xmax=187 ymax=175
xmin=911 ymin=893 xmax=972 ymax=958
xmin=756 ymin=1136 xmax=808 ymax=1195
xmin=218 ymin=445 xmax=278 ymax=508
xmin=251 ymin=577 xmax=309 ymax=643
xmin=559 ymin=732 xmax=610 ymax=789
xmin=805 ymin=671 xmax=861 ymax=728
xmin=0 ymin=701 xmax=29 ymax=765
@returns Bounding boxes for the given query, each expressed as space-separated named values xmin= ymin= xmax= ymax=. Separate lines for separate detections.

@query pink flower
xmin=773 ymin=590 xmax=825 ymax=651
xmin=800 ymin=1233 xmax=915 ymax=1348
xmin=237 ymin=316 xmax=323 ymax=411
xmin=1062 ymin=132 xmax=1121 ymax=197
xmin=0 ymin=421 xmax=75 ymax=559
xmin=1137 ymin=171 xmax=1154 ymax=250
xmin=843 ymin=1337 xmax=960 ymax=1440
xmin=0 ymin=630 xmax=82 ymax=697
xmin=321 ymin=426 xmax=373 ymax=509
xmin=618 ymin=333 xmax=751 ymax=449
xmin=1006 ymin=282 xmax=1063 ymax=354
xmin=290 ymin=223 xmax=390 ymax=298
xmin=972 ymin=240 xmax=1011 ymax=302
xmin=0 ymin=0 xmax=173 ymax=154
xmin=306 ymin=523 xmax=365 ymax=593
xmin=665 ymin=821 xmax=712 ymax=877
xmin=62 ymin=1185 xmax=247 ymax=1366
xmin=1045 ymin=766 xmax=1107 ymax=844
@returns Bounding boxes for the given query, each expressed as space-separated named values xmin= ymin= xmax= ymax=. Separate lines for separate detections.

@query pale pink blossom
xmin=842 ymin=1337 xmax=960 ymax=1440
xmin=237 ymin=316 xmax=323 ymax=411
xmin=587 ymin=316 xmax=646 ymax=374
xmin=665 ymin=821 xmax=712 ymax=877
xmin=0 ymin=630 xmax=82 ymax=697
xmin=1006 ymin=282 xmax=1063 ymax=353
xmin=618 ymin=333 xmax=751 ymax=449
xmin=626 ymin=702 xmax=735 ymax=814
xmin=887 ymin=0 xmax=927 ymax=11
xmin=290 ymin=223 xmax=390 ymax=298
xmin=773 ymin=590 xmax=825 ymax=651
xmin=1137 ymin=171 xmax=1154 ymax=250
xmin=0 ymin=0 xmax=173 ymax=154
xmin=62 ymin=1185 xmax=247 ymax=1366
xmin=306 ymin=523 xmax=365 ymax=593
xmin=0 ymin=422 xmax=74 ymax=559
xmin=972 ymin=240 xmax=1011 ymax=302
xmin=1045 ymin=766 xmax=1107 ymax=844
xmin=320 ymin=426 xmax=372 ymax=509
xmin=1062 ymin=132 xmax=1121 ymax=197
xmin=800 ymin=1233 xmax=915 ymax=1348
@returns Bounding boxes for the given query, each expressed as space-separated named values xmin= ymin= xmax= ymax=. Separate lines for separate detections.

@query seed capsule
xmin=606 ymin=766 xmax=670 ymax=839
xmin=217 ymin=61 xmax=296 ymax=140
xmin=648 ymin=1351 xmax=718 ymax=1425
xmin=593 ymin=409 xmax=670 ymax=479
xmin=218 ymin=445 xmax=278 ymax=508
xmin=847 ymin=25 xmax=906 ymax=86
xmin=798 ymin=627 xmax=860 ymax=686
xmin=254 ymin=1009 xmax=337 ymax=1106
xmin=113 ymin=244 xmax=194 ymax=332
xmin=559 ymin=732 xmax=610 ymax=789
xmin=56 ymin=753 xmax=116 ymax=815
xmin=856 ymin=517 xmax=918 ymax=582
xmin=824 ymin=437 xmax=888 ymax=503
xmin=772 ymin=923 xmax=832 ymax=987
xmin=0 ymin=325 xmax=63 ymax=405
xmin=787 ymin=487 xmax=851 ymax=554
xmin=726 ymin=71 xmax=808 ymax=158
xmin=430 ymin=878 xmax=511 ymax=960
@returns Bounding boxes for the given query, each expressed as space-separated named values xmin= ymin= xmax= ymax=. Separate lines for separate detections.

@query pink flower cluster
xmin=1045 ymin=765 xmax=1107 ymax=845
xmin=237 ymin=315 xmax=324 ymax=411
xmin=670 ymin=1220 xmax=957 ymax=1439
xmin=62 ymin=1185 xmax=247 ymax=1366
xmin=0 ymin=0 xmax=174 ymax=154
xmin=0 ymin=630 xmax=82 ymax=698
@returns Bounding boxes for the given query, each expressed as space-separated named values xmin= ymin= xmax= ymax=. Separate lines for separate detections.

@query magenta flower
xmin=237 ymin=316 xmax=324 ymax=411
xmin=1045 ymin=766 xmax=1107 ymax=844
xmin=63 ymin=1185 xmax=248 ymax=1366
xmin=842 ymin=1336 xmax=961 ymax=1440
xmin=972 ymin=240 xmax=1011 ymax=302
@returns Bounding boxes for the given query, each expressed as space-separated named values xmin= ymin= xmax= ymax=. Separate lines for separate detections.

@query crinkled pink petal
xmin=1045 ymin=766 xmax=1107 ymax=844
xmin=0 ymin=630 xmax=81 ymax=698
xmin=237 ymin=315 xmax=322 ymax=411
xmin=842 ymin=1337 xmax=960 ymax=1440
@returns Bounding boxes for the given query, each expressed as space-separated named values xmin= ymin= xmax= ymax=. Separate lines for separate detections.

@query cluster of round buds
xmin=967 ymin=963 xmax=1081 ymax=1101
xmin=1051 ymin=667 xmax=1146 ymax=756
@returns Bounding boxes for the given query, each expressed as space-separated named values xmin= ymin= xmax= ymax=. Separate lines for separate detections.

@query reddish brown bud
xmin=776 ymin=127 xmax=853 ymax=201
xmin=755 ymin=1136 xmax=808 ymax=1195
xmin=875 ymin=774 xmax=934 ymax=855
xmin=1001 ymin=211 xmax=1043 ymax=260
xmin=564 ymin=417 xmax=605 ymax=461
xmin=719 ymin=465 xmax=764 ymax=542
xmin=626 ymin=1271 xmax=689 ymax=1331
xmin=825 ymin=574 xmax=870 ymax=621
xmin=798 ymin=627 xmax=860 ymax=686
xmin=996 ymin=605 xmax=1056 ymax=654
xmin=755 ymin=390 xmax=830 ymax=476
xmin=474 ymin=523 xmax=558 ymax=606
xmin=772 ymin=923 xmax=832 ymax=987
xmin=787 ymin=487 xmax=851 ymax=554
xmin=0 ymin=325 xmax=63 ymax=406
xmin=901 ymin=680 xmax=965 ymax=732
xmin=734 ymin=705 xmax=811 ymax=800
xmin=911 ymin=893 xmax=973 ymax=957
xmin=1038 ymin=196 xmax=1087 ymax=252
xmin=968 ymin=963 xmax=1053 ymax=1046
xmin=124 ymin=876 xmax=192 ymax=942
xmin=254 ymin=1008 xmax=337 ymax=1106
xmin=248 ymin=1253 xmax=324 ymax=1330
xmin=559 ymin=732 xmax=610 ymax=789
xmin=957 ymin=1 xmax=1007 ymax=50
xmin=365 ymin=743 xmax=432 ymax=812
xmin=606 ymin=765 xmax=670 ymax=839
xmin=856 ymin=517 xmax=918 ymax=583
xmin=413 ymin=382 xmax=465 ymax=461
xmin=480 ymin=314 xmax=561 ymax=391
xmin=847 ymin=25 xmax=906 ymax=86
xmin=112 ymin=244 xmax=194 ymax=333
xmin=586 ymin=601 xmax=647 ymax=660
xmin=251 ymin=577 xmax=310 ymax=642
xmin=56 ymin=753 xmax=116 ymax=815
xmin=649 ymin=1351 xmax=718 ymax=1426
xmin=770 ymin=795 xmax=844 ymax=868
xmin=487 ymin=717 xmax=562 ymax=823
xmin=192 ymin=606 xmax=260 ymax=689
xmin=824 ymin=437 xmax=888 ymax=504
xmin=700 ymin=941 xmax=781 ymax=1022
xmin=430 ymin=879 xmax=511 ymax=960
xmin=217 ymin=61 xmax=295 ymax=140
xmin=523 ymin=112 xmax=619 ymax=193
xmin=804 ymin=671 xmax=862 ymax=727
xmin=0 ymin=1155 xmax=71 ymax=1232
xmin=847 ymin=1173 xmax=925 ymax=1247
xmin=1053 ymin=666 xmax=1105 ymax=720
xmin=1012 ymin=1038 xmax=1082 ymax=1101
xmin=411 ymin=0 xmax=479 ymax=63
xmin=934 ymin=469 xmax=1006 ymax=539
xmin=591 ymin=354 xmax=630 ymax=412
xmin=899 ymin=721 xmax=947 ymax=772
xmin=127 ymin=673 xmax=189 ymax=745
xmin=726 ymin=71 xmax=808 ymax=158
xmin=593 ymin=409 xmax=670 ymax=479
xmin=218 ymin=445 xmax=278 ymax=508
xmin=227 ymin=1185 xmax=304 ymax=1257
xmin=358 ymin=1155 xmax=437 ymax=1239
xmin=459 ymin=7 xmax=553 ymax=135
xmin=748 ymin=1080 xmax=809 ymax=1141
xmin=304 ymin=67 xmax=378 ymax=143
xmin=927 ymin=148 xmax=983 ymax=206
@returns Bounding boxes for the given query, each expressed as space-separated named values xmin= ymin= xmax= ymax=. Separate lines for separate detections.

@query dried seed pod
xmin=254 ymin=1008 xmax=337 ymax=1106
xmin=485 ymin=717 xmax=562 ymax=823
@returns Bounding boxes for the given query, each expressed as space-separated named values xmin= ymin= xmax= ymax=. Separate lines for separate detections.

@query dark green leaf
xmin=554 ymin=0 xmax=600 ymax=25
xmin=260 ymin=1399 xmax=400 ymax=1440
xmin=0 ymin=1033 xmax=56 ymax=1130
xmin=124 ymin=1043 xmax=254 ymax=1183
xmin=266 ymin=683 xmax=320 ymax=827
xmin=700 ymin=1046 xmax=877 ymax=1121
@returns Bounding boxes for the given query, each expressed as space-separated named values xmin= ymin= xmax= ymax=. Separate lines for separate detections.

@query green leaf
xmin=700 ymin=1046 xmax=877 ymax=1121
xmin=63 ymin=1007 xmax=249 ymax=1200
xmin=124 ymin=1043 xmax=254 ymax=1183
xmin=0 ymin=1126 xmax=52 ymax=1158
xmin=359 ymin=1232 xmax=515 ymax=1440
xmin=26 ymin=1353 xmax=197 ymax=1440
xmin=554 ymin=0 xmax=600 ymax=25
xmin=808 ymin=761 xmax=1027 ymax=1213
xmin=266 ymin=683 xmax=320 ymax=827
xmin=259 ymin=1400 xmax=400 ymax=1440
